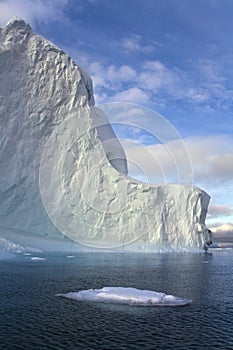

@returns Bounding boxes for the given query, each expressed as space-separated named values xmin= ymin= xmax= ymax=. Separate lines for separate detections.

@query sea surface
xmin=1 ymin=249 xmax=233 ymax=350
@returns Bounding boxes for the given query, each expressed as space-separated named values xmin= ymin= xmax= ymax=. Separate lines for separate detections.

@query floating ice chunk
xmin=66 ymin=255 xmax=76 ymax=258
xmin=57 ymin=287 xmax=191 ymax=306
xmin=30 ymin=256 xmax=46 ymax=261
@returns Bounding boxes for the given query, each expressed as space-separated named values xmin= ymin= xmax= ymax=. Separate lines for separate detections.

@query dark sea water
xmin=1 ymin=250 xmax=233 ymax=350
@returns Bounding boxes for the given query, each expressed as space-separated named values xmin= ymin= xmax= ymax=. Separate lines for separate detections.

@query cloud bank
xmin=210 ymin=223 xmax=233 ymax=241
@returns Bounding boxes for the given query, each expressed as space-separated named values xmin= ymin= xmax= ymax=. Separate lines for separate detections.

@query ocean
xmin=1 ymin=250 xmax=233 ymax=350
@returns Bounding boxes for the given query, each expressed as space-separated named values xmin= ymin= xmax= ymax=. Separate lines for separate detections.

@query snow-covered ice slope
xmin=0 ymin=18 xmax=94 ymax=239
xmin=0 ymin=18 xmax=211 ymax=251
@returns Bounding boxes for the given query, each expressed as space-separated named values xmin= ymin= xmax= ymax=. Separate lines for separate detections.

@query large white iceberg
xmin=57 ymin=287 xmax=192 ymax=306
xmin=0 ymin=18 xmax=212 ymax=251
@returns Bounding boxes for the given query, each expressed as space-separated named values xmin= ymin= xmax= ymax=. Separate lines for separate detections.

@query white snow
xmin=57 ymin=287 xmax=192 ymax=306
xmin=0 ymin=18 xmax=211 ymax=252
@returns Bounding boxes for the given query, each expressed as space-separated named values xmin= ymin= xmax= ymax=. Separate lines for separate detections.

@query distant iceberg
xmin=57 ymin=286 xmax=192 ymax=306
xmin=30 ymin=256 xmax=46 ymax=261
xmin=0 ymin=237 xmax=42 ymax=259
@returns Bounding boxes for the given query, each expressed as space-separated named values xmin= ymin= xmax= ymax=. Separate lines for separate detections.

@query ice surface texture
xmin=0 ymin=18 xmax=93 ymax=240
xmin=0 ymin=19 xmax=211 ymax=251
xmin=57 ymin=287 xmax=192 ymax=306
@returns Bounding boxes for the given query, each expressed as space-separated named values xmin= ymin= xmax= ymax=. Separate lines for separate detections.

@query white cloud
xmin=121 ymin=35 xmax=141 ymax=52
xmin=123 ymin=141 xmax=180 ymax=184
xmin=88 ymin=61 xmax=151 ymax=104
xmin=89 ymin=62 xmax=108 ymax=89
xmin=209 ymin=223 xmax=233 ymax=241
xmin=184 ymin=135 xmax=233 ymax=184
xmin=86 ymin=54 xmax=233 ymax=113
xmin=121 ymin=34 xmax=154 ymax=53
xmin=0 ymin=0 xmax=69 ymax=27
xmin=208 ymin=204 xmax=233 ymax=219
xmin=186 ymin=87 xmax=211 ymax=103
xmin=89 ymin=62 xmax=136 ymax=90
xmin=198 ymin=59 xmax=225 ymax=84
xmin=138 ymin=60 xmax=182 ymax=93
xmin=88 ymin=59 xmax=183 ymax=106
xmin=106 ymin=65 xmax=136 ymax=83
xmin=112 ymin=87 xmax=150 ymax=104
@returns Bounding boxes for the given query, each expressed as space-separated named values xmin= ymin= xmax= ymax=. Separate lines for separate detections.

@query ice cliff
xmin=0 ymin=18 xmax=211 ymax=251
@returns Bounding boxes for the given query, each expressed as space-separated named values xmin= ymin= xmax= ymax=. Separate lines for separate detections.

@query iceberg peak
xmin=3 ymin=17 xmax=32 ymax=33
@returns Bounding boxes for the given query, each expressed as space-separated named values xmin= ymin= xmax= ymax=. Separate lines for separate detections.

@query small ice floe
xmin=202 ymin=261 xmax=209 ymax=264
xmin=30 ymin=256 xmax=46 ymax=261
xmin=57 ymin=287 xmax=191 ymax=306
xmin=66 ymin=255 xmax=76 ymax=258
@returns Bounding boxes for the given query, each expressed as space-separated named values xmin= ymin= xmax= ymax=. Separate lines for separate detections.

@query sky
xmin=0 ymin=0 xmax=233 ymax=240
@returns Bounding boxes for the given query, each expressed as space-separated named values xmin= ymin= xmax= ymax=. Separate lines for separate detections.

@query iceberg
xmin=0 ymin=236 xmax=42 ymax=259
xmin=0 ymin=237 xmax=41 ymax=254
xmin=57 ymin=287 xmax=192 ymax=306
xmin=0 ymin=18 xmax=212 ymax=251
xmin=30 ymin=256 xmax=46 ymax=261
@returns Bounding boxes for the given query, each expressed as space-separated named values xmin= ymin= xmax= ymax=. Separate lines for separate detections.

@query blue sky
xmin=0 ymin=0 xmax=233 ymax=238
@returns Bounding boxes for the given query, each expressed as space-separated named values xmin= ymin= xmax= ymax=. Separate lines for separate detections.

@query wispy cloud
xmin=86 ymin=55 xmax=233 ymax=112
xmin=112 ymin=87 xmax=150 ymax=104
xmin=0 ymin=0 xmax=69 ymax=27
xmin=210 ymin=223 xmax=233 ymax=241
xmin=184 ymin=135 xmax=233 ymax=184
xmin=88 ymin=59 xmax=181 ymax=106
xmin=208 ymin=204 xmax=233 ymax=219
xmin=121 ymin=34 xmax=154 ymax=53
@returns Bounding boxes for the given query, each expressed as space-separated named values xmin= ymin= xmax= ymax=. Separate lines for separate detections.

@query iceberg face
xmin=0 ymin=18 xmax=93 ymax=239
xmin=93 ymin=107 xmax=128 ymax=174
xmin=0 ymin=19 xmax=211 ymax=251
xmin=39 ymin=105 xmax=211 ymax=250
xmin=57 ymin=287 xmax=192 ymax=306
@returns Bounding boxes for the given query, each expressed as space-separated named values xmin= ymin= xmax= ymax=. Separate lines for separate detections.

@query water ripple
xmin=1 ymin=252 xmax=233 ymax=349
